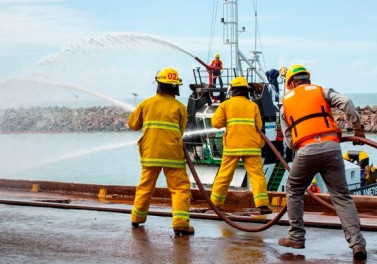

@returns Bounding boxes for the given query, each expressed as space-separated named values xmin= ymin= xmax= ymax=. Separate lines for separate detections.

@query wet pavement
xmin=1 ymin=191 xmax=376 ymax=264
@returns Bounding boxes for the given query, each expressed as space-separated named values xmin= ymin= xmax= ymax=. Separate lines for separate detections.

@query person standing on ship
xmin=127 ymin=67 xmax=194 ymax=235
xmin=210 ymin=76 xmax=272 ymax=215
xmin=278 ymin=64 xmax=367 ymax=261
xmin=210 ymin=53 xmax=224 ymax=88
xmin=308 ymin=178 xmax=320 ymax=193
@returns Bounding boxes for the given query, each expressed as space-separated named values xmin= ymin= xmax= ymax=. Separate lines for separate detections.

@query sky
xmin=0 ymin=0 xmax=376 ymax=107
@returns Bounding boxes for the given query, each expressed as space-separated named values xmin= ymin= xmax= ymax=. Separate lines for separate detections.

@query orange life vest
xmin=210 ymin=59 xmax=223 ymax=71
xmin=282 ymin=85 xmax=340 ymax=149
xmin=309 ymin=185 xmax=321 ymax=193
xmin=276 ymin=125 xmax=284 ymax=141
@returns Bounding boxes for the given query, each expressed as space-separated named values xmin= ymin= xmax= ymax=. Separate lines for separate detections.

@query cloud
xmin=0 ymin=0 xmax=376 ymax=98
xmin=237 ymin=35 xmax=377 ymax=54
xmin=0 ymin=0 xmax=102 ymax=54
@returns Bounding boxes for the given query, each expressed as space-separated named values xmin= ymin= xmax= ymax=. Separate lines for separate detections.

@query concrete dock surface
xmin=1 ymin=189 xmax=376 ymax=264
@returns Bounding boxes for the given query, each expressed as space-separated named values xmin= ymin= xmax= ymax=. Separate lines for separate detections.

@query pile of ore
xmin=333 ymin=105 xmax=377 ymax=133
xmin=0 ymin=106 xmax=130 ymax=133
xmin=1 ymin=105 xmax=377 ymax=133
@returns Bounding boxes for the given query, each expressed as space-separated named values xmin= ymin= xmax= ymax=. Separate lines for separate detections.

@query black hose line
xmin=301 ymin=135 xmax=377 ymax=216
xmin=184 ymin=132 xmax=288 ymax=232
xmin=185 ymin=134 xmax=377 ymax=232
xmin=341 ymin=136 xmax=377 ymax=148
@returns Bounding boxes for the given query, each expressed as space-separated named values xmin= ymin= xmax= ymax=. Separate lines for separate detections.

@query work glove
xmin=353 ymin=124 xmax=365 ymax=145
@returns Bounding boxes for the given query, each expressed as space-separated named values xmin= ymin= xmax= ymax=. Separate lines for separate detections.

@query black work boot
xmin=353 ymin=245 xmax=367 ymax=260
xmin=278 ymin=237 xmax=305 ymax=249
xmin=258 ymin=206 xmax=272 ymax=214
xmin=173 ymin=226 xmax=195 ymax=236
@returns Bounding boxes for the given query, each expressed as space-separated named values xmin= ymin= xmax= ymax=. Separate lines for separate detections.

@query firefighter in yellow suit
xmin=127 ymin=67 xmax=194 ymax=235
xmin=210 ymin=76 xmax=272 ymax=214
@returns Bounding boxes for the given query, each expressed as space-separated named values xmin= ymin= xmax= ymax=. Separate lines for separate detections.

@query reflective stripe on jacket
xmin=211 ymin=96 xmax=264 ymax=156
xmin=282 ymin=85 xmax=339 ymax=149
xmin=127 ymin=93 xmax=188 ymax=168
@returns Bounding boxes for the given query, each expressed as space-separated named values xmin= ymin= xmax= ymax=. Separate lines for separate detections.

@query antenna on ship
xmin=131 ymin=92 xmax=138 ymax=105
xmin=251 ymin=0 xmax=264 ymax=82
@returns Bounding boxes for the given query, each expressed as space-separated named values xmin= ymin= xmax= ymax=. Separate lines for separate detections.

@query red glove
xmin=353 ymin=124 xmax=365 ymax=145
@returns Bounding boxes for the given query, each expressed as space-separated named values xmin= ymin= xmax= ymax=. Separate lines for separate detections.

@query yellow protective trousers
xmin=211 ymin=155 xmax=269 ymax=208
xmin=131 ymin=166 xmax=191 ymax=228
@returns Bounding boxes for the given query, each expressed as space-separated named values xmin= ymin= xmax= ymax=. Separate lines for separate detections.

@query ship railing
xmin=192 ymin=67 xmax=263 ymax=88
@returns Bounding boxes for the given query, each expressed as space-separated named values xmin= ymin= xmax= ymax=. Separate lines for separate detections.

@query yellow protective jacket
xmin=127 ymin=93 xmax=188 ymax=168
xmin=282 ymin=84 xmax=339 ymax=149
xmin=211 ymin=96 xmax=264 ymax=156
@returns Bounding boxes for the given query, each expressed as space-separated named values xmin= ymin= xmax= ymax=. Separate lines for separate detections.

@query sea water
xmin=0 ymin=131 xmax=145 ymax=186
xmin=345 ymin=93 xmax=377 ymax=108
xmin=0 ymin=93 xmax=376 ymax=187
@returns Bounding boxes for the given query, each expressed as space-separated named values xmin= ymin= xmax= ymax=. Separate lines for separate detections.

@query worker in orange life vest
xmin=210 ymin=53 xmax=223 ymax=88
xmin=278 ymin=64 xmax=367 ymax=261
xmin=308 ymin=178 xmax=320 ymax=193
xmin=275 ymin=123 xmax=285 ymax=159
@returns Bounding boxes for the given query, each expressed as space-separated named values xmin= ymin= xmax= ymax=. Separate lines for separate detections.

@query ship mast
xmin=221 ymin=0 xmax=267 ymax=82
xmin=221 ymin=0 xmax=241 ymax=75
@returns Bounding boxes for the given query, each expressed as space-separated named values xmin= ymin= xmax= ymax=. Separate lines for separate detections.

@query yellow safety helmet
xmin=285 ymin=64 xmax=310 ymax=89
xmin=343 ymin=151 xmax=350 ymax=161
xmin=155 ymin=67 xmax=182 ymax=86
xmin=312 ymin=178 xmax=317 ymax=185
xmin=215 ymin=53 xmax=220 ymax=58
xmin=359 ymin=150 xmax=369 ymax=162
xmin=230 ymin=76 xmax=248 ymax=88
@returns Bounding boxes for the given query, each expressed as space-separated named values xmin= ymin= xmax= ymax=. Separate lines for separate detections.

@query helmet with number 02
xmin=285 ymin=64 xmax=310 ymax=89
xmin=155 ymin=67 xmax=182 ymax=86
xmin=230 ymin=76 xmax=248 ymax=88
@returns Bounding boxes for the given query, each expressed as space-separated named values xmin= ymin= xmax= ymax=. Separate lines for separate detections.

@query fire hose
xmin=297 ymin=135 xmax=377 ymax=218
xmin=184 ymin=134 xmax=377 ymax=232
xmin=183 ymin=131 xmax=289 ymax=232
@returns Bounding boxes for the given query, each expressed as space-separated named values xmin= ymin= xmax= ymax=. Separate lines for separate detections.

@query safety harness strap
xmin=290 ymin=105 xmax=331 ymax=137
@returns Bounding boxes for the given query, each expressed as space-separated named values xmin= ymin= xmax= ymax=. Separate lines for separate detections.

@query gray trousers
xmin=286 ymin=149 xmax=366 ymax=248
